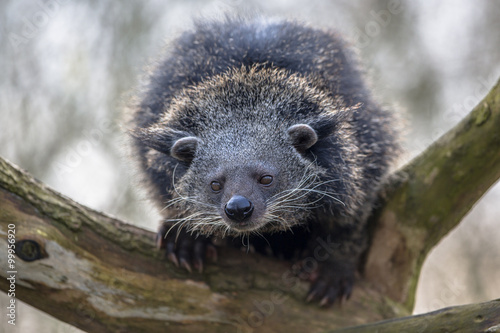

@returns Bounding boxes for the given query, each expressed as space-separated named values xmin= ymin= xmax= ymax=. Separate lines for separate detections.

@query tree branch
xmin=365 ymin=77 xmax=500 ymax=310
xmin=1 ymin=77 xmax=499 ymax=332
xmin=332 ymin=299 xmax=500 ymax=333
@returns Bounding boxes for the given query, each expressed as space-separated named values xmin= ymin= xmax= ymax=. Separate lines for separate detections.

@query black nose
xmin=224 ymin=195 xmax=254 ymax=221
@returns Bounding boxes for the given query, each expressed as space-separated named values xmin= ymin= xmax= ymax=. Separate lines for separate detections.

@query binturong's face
xmin=202 ymin=159 xmax=283 ymax=234
xmin=167 ymin=123 xmax=323 ymax=237
xmin=132 ymin=66 xmax=358 ymax=237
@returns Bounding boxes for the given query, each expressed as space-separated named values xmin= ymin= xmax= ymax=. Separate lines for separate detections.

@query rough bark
xmin=0 ymin=78 xmax=499 ymax=332
xmin=364 ymin=76 xmax=500 ymax=310
xmin=333 ymin=299 xmax=500 ymax=333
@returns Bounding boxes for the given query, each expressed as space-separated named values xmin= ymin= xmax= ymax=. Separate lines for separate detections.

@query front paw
xmin=157 ymin=223 xmax=216 ymax=273
xmin=305 ymin=260 xmax=355 ymax=307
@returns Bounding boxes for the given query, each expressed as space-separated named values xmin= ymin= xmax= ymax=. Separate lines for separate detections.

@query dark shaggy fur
xmin=128 ymin=17 xmax=399 ymax=306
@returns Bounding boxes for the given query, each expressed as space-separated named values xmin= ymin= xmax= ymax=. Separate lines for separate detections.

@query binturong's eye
xmin=210 ymin=181 xmax=222 ymax=192
xmin=259 ymin=175 xmax=273 ymax=186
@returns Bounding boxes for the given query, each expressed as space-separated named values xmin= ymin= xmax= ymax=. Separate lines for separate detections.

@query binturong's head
xmin=132 ymin=66 xmax=364 ymax=237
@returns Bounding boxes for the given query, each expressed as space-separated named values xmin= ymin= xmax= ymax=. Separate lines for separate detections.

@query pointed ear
xmin=287 ymin=124 xmax=318 ymax=153
xmin=170 ymin=136 xmax=200 ymax=162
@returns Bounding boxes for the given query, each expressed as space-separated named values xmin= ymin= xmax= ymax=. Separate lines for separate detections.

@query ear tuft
xmin=171 ymin=136 xmax=200 ymax=162
xmin=287 ymin=124 xmax=318 ymax=153
xmin=131 ymin=127 xmax=200 ymax=162
xmin=130 ymin=127 xmax=172 ymax=155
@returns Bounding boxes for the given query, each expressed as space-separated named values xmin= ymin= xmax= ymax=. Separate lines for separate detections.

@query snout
xmin=224 ymin=195 xmax=254 ymax=222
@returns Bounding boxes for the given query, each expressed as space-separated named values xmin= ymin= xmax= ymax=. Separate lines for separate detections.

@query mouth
xmin=224 ymin=219 xmax=267 ymax=233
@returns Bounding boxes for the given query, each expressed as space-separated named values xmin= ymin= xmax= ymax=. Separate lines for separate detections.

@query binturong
xmin=128 ymin=17 xmax=400 ymax=306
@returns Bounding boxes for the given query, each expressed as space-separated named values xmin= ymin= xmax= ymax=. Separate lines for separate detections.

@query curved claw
xmin=306 ymin=291 xmax=317 ymax=303
xmin=306 ymin=279 xmax=327 ymax=303
xmin=179 ymin=258 xmax=192 ymax=273
xmin=165 ymin=237 xmax=179 ymax=266
xmin=167 ymin=252 xmax=179 ymax=267
xmin=158 ymin=222 xmax=215 ymax=273
xmin=305 ymin=260 xmax=355 ymax=307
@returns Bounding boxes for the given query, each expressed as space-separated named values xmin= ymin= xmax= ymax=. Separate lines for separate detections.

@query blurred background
xmin=1 ymin=0 xmax=499 ymax=331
